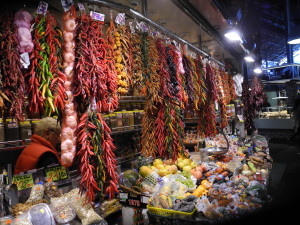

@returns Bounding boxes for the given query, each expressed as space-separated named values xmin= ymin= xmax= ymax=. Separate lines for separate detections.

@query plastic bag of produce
xmin=50 ymin=197 xmax=76 ymax=224
xmin=29 ymin=203 xmax=55 ymax=225
xmin=66 ymin=189 xmax=106 ymax=225
xmin=26 ymin=184 xmax=44 ymax=204
xmin=11 ymin=211 xmax=32 ymax=225
xmin=246 ymin=181 xmax=271 ymax=204
xmin=252 ymin=135 xmax=268 ymax=149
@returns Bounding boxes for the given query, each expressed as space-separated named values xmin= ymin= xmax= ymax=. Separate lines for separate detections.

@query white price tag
xmin=129 ymin=22 xmax=135 ymax=33
xmin=77 ymin=3 xmax=85 ymax=12
xmin=20 ymin=53 xmax=30 ymax=69
xmin=119 ymin=192 xmax=128 ymax=202
xmin=37 ymin=1 xmax=48 ymax=15
xmin=60 ymin=0 xmax=74 ymax=12
xmin=115 ymin=13 xmax=125 ymax=25
xmin=90 ymin=11 xmax=105 ymax=21
xmin=140 ymin=22 xmax=148 ymax=32
xmin=141 ymin=196 xmax=149 ymax=204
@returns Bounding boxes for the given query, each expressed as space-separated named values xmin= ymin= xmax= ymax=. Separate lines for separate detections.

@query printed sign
xmin=90 ymin=11 xmax=105 ymax=22
xmin=45 ymin=165 xmax=68 ymax=182
xmin=12 ymin=174 xmax=34 ymax=190
xmin=78 ymin=3 xmax=85 ymax=12
xmin=60 ymin=0 xmax=74 ymax=12
xmin=37 ymin=1 xmax=48 ymax=15
xmin=115 ymin=13 xmax=125 ymax=25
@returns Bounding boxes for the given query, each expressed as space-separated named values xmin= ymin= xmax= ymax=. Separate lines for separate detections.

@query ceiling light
xmin=244 ymin=55 xmax=254 ymax=62
xmin=288 ymin=25 xmax=300 ymax=44
xmin=224 ymin=30 xmax=242 ymax=42
xmin=254 ymin=67 xmax=262 ymax=74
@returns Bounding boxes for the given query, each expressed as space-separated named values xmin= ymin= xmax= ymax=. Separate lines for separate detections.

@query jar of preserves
xmin=4 ymin=120 xmax=20 ymax=144
xmin=116 ymin=112 xmax=123 ymax=131
xmin=122 ymin=110 xmax=130 ymax=130
xmin=19 ymin=120 xmax=32 ymax=140
xmin=0 ymin=119 xmax=5 ymax=148
xmin=109 ymin=113 xmax=117 ymax=131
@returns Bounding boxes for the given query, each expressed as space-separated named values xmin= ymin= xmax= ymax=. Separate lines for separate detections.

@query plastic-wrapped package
xmin=26 ymin=184 xmax=44 ymax=203
xmin=11 ymin=212 xmax=32 ymax=225
xmin=66 ymin=189 xmax=105 ymax=225
xmin=44 ymin=182 xmax=63 ymax=199
xmin=50 ymin=197 xmax=76 ymax=224
xmin=0 ymin=215 xmax=13 ymax=225
xmin=29 ymin=203 xmax=55 ymax=225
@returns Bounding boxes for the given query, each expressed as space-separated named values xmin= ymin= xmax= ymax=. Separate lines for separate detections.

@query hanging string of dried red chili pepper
xmin=141 ymin=35 xmax=161 ymax=157
xmin=214 ymin=68 xmax=228 ymax=129
xmin=227 ymin=74 xmax=236 ymax=101
xmin=0 ymin=12 xmax=25 ymax=121
xmin=131 ymin=32 xmax=143 ymax=93
xmin=182 ymin=54 xmax=196 ymax=110
xmin=27 ymin=12 xmax=66 ymax=117
xmin=242 ymin=80 xmax=255 ymax=135
xmin=251 ymin=75 xmax=268 ymax=111
xmin=203 ymin=63 xmax=218 ymax=137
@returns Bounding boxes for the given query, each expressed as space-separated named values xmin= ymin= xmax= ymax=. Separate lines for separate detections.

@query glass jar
xmin=116 ymin=112 xmax=123 ymax=131
xmin=0 ymin=120 xmax=5 ymax=148
xmin=128 ymin=111 xmax=134 ymax=130
xmin=19 ymin=120 xmax=32 ymax=140
xmin=5 ymin=120 xmax=20 ymax=146
xmin=134 ymin=110 xmax=141 ymax=126
xmin=109 ymin=113 xmax=117 ymax=131
xmin=122 ymin=110 xmax=130 ymax=130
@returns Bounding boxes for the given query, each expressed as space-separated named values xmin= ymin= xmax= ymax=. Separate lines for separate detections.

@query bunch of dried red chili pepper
xmin=74 ymin=13 xmax=118 ymax=113
xmin=27 ymin=12 xmax=65 ymax=117
xmin=251 ymin=75 xmax=267 ymax=111
xmin=242 ymin=80 xmax=256 ymax=134
xmin=77 ymin=110 xmax=118 ymax=203
xmin=0 ymin=12 xmax=25 ymax=121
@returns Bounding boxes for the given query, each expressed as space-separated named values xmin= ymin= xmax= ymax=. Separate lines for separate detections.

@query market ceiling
xmin=4 ymin=0 xmax=300 ymax=67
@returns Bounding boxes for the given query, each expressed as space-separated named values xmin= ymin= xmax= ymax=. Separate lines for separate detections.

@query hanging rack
xmin=85 ymin=0 xmax=225 ymax=67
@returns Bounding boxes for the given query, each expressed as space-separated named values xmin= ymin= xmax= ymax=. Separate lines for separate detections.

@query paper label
xmin=77 ymin=3 xmax=85 ymax=12
xmin=115 ymin=13 xmax=125 ymax=25
xmin=119 ymin=192 xmax=128 ymax=200
xmin=129 ymin=22 xmax=135 ymax=33
xmin=37 ymin=1 xmax=48 ymax=15
xmin=45 ymin=165 xmax=68 ymax=182
xmin=20 ymin=53 xmax=30 ymax=69
xmin=90 ymin=11 xmax=105 ymax=21
xmin=60 ymin=0 xmax=74 ymax=12
xmin=12 ymin=174 xmax=34 ymax=190
xmin=140 ymin=22 xmax=148 ymax=32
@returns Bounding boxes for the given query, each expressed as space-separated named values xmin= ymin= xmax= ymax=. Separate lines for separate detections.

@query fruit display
xmin=132 ymin=134 xmax=272 ymax=220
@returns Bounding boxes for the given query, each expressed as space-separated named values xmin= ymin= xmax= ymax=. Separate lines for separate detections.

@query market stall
xmin=0 ymin=0 xmax=274 ymax=225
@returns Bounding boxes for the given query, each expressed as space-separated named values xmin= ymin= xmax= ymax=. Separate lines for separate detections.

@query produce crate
xmin=146 ymin=205 xmax=195 ymax=219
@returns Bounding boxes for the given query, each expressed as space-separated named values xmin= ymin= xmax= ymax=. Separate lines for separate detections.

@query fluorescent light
xmin=288 ymin=38 xmax=300 ymax=44
xmin=224 ymin=30 xmax=242 ymax=42
xmin=244 ymin=55 xmax=254 ymax=62
xmin=254 ymin=67 xmax=262 ymax=74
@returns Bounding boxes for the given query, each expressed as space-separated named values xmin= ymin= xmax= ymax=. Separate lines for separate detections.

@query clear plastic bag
xmin=29 ymin=203 xmax=55 ymax=225
xmin=26 ymin=184 xmax=44 ymax=203
xmin=12 ymin=212 xmax=32 ymax=225
xmin=50 ymin=197 xmax=76 ymax=224
xmin=66 ymin=189 xmax=104 ymax=225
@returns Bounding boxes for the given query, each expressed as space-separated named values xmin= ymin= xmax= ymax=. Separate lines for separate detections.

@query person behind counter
xmin=14 ymin=117 xmax=61 ymax=174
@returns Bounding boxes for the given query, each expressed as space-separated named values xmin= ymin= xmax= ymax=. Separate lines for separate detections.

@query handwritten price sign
xmin=45 ymin=166 xmax=68 ymax=182
xmin=12 ymin=174 xmax=34 ymax=190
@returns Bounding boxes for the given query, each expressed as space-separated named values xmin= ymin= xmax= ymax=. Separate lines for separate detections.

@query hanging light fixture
xmin=224 ymin=29 xmax=242 ymax=42
xmin=288 ymin=25 xmax=300 ymax=44
xmin=244 ymin=55 xmax=255 ymax=62
xmin=254 ymin=67 xmax=262 ymax=74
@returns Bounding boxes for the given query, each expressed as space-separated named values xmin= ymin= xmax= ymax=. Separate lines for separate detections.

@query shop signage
xmin=12 ymin=174 xmax=34 ymax=190
xmin=119 ymin=191 xmax=149 ymax=209
xmin=45 ymin=165 xmax=68 ymax=182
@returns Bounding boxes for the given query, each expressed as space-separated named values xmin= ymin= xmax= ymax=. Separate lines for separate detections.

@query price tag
xmin=20 ymin=53 xmax=30 ymax=69
xmin=37 ymin=1 xmax=48 ymax=15
xmin=45 ymin=165 xmax=68 ymax=182
xmin=90 ymin=11 xmax=105 ymax=22
xmin=60 ymin=0 xmax=74 ymax=12
xmin=115 ymin=13 xmax=125 ymax=25
xmin=12 ymin=174 xmax=34 ymax=190
xmin=140 ymin=22 xmax=148 ymax=32
xmin=77 ymin=3 xmax=85 ymax=12
xmin=129 ymin=22 xmax=135 ymax=33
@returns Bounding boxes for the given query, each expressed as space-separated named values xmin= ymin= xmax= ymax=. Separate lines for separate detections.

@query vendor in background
xmin=14 ymin=117 xmax=61 ymax=174
xmin=291 ymin=93 xmax=300 ymax=142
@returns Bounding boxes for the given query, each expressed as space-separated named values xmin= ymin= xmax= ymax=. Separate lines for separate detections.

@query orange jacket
xmin=14 ymin=134 xmax=59 ymax=174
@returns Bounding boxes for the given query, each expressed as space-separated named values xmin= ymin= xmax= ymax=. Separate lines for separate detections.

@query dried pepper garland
xmin=182 ymin=54 xmax=196 ymax=109
xmin=215 ymin=68 xmax=228 ymax=129
xmin=27 ymin=12 xmax=66 ymax=117
xmin=0 ymin=12 xmax=25 ymax=120
xmin=242 ymin=81 xmax=255 ymax=134
xmin=154 ymin=40 xmax=184 ymax=160
xmin=77 ymin=110 xmax=118 ymax=203
xmin=251 ymin=75 xmax=267 ymax=111
xmin=203 ymin=63 xmax=218 ymax=137
xmin=227 ymin=74 xmax=236 ymax=101
xmin=141 ymin=35 xmax=161 ymax=157
xmin=131 ymin=32 xmax=143 ymax=92
xmin=74 ymin=13 xmax=118 ymax=113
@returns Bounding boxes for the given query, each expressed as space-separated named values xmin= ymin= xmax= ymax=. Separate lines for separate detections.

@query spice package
xmin=50 ymin=197 xmax=76 ymax=224
xmin=26 ymin=184 xmax=44 ymax=204
xmin=29 ymin=204 xmax=55 ymax=225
